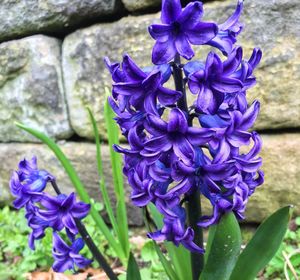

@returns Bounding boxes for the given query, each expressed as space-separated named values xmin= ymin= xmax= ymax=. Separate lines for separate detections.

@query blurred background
xmin=0 ymin=0 xmax=299 ymax=227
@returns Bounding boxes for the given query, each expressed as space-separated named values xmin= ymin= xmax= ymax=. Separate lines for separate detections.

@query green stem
xmin=172 ymin=54 xmax=204 ymax=280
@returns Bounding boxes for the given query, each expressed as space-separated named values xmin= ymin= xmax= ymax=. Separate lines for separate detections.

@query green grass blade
xmin=126 ymin=252 xmax=142 ymax=280
xmin=15 ymin=122 xmax=124 ymax=261
xmin=104 ymin=90 xmax=129 ymax=258
xmin=200 ymin=212 xmax=242 ymax=280
xmin=87 ymin=107 xmax=120 ymax=240
xmin=148 ymin=203 xmax=192 ymax=279
xmin=230 ymin=206 xmax=292 ymax=280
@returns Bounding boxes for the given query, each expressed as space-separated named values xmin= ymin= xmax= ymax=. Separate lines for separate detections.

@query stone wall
xmin=0 ymin=0 xmax=299 ymax=225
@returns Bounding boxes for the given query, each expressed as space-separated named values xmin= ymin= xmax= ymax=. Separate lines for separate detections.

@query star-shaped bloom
xmin=38 ymin=193 xmax=90 ymax=234
xmin=112 ymin=55 xmax=181 ymax=115
xmin=148 ymin=205 xmax=204 ymax=253
xmin=143 ymin=108 xmax=215 ymax=164
xmin=52 ymin=233 xmax=92 ymax=272
xmin=149 ymin=0 xmax=218 ymax=64
xmin=187 ymin=48 xmax=244 ymax=114
xmin=10 ymin=157 xmax=54 ymax=209
xmin=200 ymin=100 xmax=260 ymax=163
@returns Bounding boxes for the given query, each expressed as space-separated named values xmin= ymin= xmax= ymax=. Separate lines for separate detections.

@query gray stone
xmin=0 ymin=0 xmax=121 ymax=42
xmin=1 ymin=133 xmax=300 ymax=225
xmin=63 ymin=0 xmax=300 ymax=139
xmin=122 ymin=0 xmax=161 ymax=12
xmin=0 ymin=142 xmax=143 ymax=226
xmin=0 ymin=35 xmax=72 ymax=142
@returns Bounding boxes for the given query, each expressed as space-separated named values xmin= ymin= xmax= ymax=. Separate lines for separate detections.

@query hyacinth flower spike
xmin=9 ymin=157 xmax=118 ymax=279
xmin=38 ymin=192 xmax=90 ymax=235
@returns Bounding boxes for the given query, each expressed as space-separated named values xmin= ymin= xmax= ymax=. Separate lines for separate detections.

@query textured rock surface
xmin=0 ymin=142 xmax=143 ymax=226
xmin=122 ymin=0 xmax=161 ymax=12
xmin=1 ymin=134 xmax=300 ymax=224
xmin=0 ymin=0 xmax=121 ymax=42
xmin=63 ymin=0 xmax=300 ymax=139
xmin=0 ymin=35 xmax=72 ymax=142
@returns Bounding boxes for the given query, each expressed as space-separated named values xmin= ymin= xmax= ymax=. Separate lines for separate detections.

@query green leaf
xmin=15 ymin=122 xmax=124 ymax=261
xmin=126 ymin=252 xmax=141 ymax=280
xmin=87 ymin=107 xmax=120 ymax=242
xmin=204 ymin=224 xmax=217 ymax=263
xmin=104 ymin=89 xmax=129 ymax=258
xmin=230 ymin=206 xmax=292 ymax=280
xmin=200 ymin=212 xmax=242 ymax=280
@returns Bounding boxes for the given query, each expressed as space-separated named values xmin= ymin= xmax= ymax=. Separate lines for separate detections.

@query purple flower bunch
xmin=106 ymin=0 xmax=263 ymax=253
xmin=10 ymin=157 xmax=92 ymax=272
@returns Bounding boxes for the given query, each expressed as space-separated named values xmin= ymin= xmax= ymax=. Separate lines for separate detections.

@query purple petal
xmin=62 ymin=213 xmax=78 ymax=234
xmin=235 ymin=157 xmax=262 ymax=173
xmin=18 ymin=156 xmax=37 ymax=174
xmin=144 ymin=135 xmax=172 ymax=152
xmin=122 ymin=54 xmax=146 ymax=81
xmin=148 ymin=24 xmax=172 ymax=42
xmin=167 ymin=108 xmax=188 ymax=133
xmin=173 ymin=137 xmax=195 ymax=165
xmin=213 ymin=139 xmax=231 ymax=163
xmin=53 ymin=232 xmax=70 ymax=253
xmin=219 ymin=0 xmax=243 ymax=31
xmin=211 ymin=77 xmax=243 ymax=93
xmin=227 ymin=130 xmax=252 ymax=147
xmin=178 ymin=2 xmax=203 ymax=28
xmin=186 ymin=22 xmax=218 ymax=45
xmin=239 ymin=100 xmax=260 ymax=131
xmin=52 ymin=260 xmax=73 ymax=273
xmin=71 ymin=238 xmax=85 ymax=253
xmin=71 ymin=202 xmax=90 ymax=219
xmin=181 ymin=227 xmax=205 ymax=253
xmin=248 ymin=48 xmax=262 ymax=70
xmin=161 ymin=0 xmax=182 ymax=24
xmin=142 ymin=70 xmax=161 ymax=93
xmin=62 ymin=193 xmax=76 ymax=209
xmin=157 ymin=86 xmax=182 ymax=105
xmin=223 ymin=46 xmax=243 ymax=74
xmin=146 ymin=114 xmax=168 ymax=135
xmin=152 ymin=40 xmax=177 ymax=65
xmin=113 ymin=82 xmax=143 ymax=96
xmin=13 ymin=195 xmax=30 ymax=209
xmin=187 ymin=127 xmax=215 ymax=145
xmin=175 ymin=34 xmax=194 ymax=60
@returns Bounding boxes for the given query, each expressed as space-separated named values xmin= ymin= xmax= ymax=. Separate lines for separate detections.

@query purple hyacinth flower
xmin=52 ymin=232 xmax=92 ymax=272
xmin=149 ymin=0 xmax=218 ymax=64
xmin=148 ymin=205 xmax=204 ymax=253
xmin=143 ymin=108 xmax=215 ymax=164
xmin=38 ymin=193 xmax=90 ymax=234
xmin=200 ymin=100 xmax=260 ymax=162
xmin=207 ymin=0 xmax=244 ymax=55
xmin=112 ymin=55 xmax=181 ymax=115
xmin=188 ymin=48 xmax=243 ymax=114
xmin=224 ymin=48 xmax=262 ymax=113
xmin=25 ymin=202 xmax=49 ymax=250
xmin=10 ymin=157 xmax=54 ymax=209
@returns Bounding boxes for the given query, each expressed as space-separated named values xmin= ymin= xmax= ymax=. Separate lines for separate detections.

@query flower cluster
xmin=10 ymin=157 xmax=92 ymax=272
xmin=106 ymin=0 xmax=263 ymax=253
